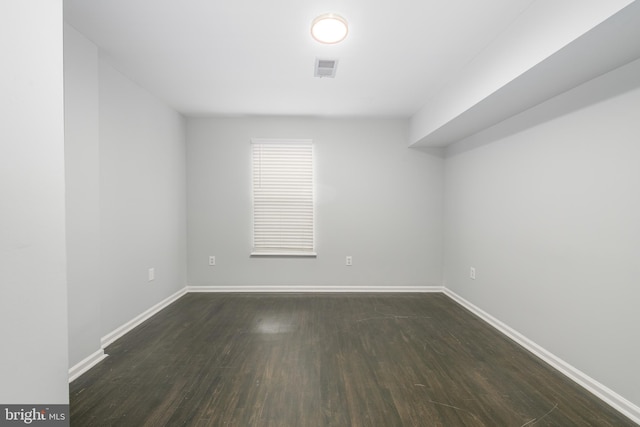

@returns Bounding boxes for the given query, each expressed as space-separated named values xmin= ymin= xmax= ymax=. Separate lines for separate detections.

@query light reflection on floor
xmin=253 ymin=316 xmax=294 ymax=334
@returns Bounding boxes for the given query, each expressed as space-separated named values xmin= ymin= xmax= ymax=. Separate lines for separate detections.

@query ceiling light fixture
xmin=311 ymin=13 xmax=348 ymax=44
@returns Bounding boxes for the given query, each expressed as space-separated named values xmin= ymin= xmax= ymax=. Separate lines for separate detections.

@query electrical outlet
xmin=148 ymin=268 xmax=155 ymax=281
xmin=470 ymin=267 xmax=476 ymax=280
xmin=209 ymin=256 xmax=216 ymax=266
xmin=346 ymin=256 xmax=353 ymax=266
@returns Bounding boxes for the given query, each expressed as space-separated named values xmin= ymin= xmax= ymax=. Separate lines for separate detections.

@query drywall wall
xmin=0 ymin=0 xmax=69 ymax=403
xmin=98 ymin=57 xmax=188 ymax=336
xmin=444 ymin=58 xmax=640 ymax=407
xmin=187 ymin=117 xmax=443 ymax=288
xmin=409 ymin=0 xmax=635 ymax=146
xmin=64 ymin=24 xmax=102 ymax=369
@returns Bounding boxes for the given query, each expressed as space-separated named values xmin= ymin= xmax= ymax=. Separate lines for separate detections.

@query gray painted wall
xmin=64 ymin=24 xmax=102 ymax=368
xmin=97 ymin=58 xmax=188 ymax=337
xmin=0 ymin=0 xmax=69 ymax=403
xmin=187 ymin=117 xmax=443 ymax=288
xmin=64 ymin=26 xmax=188 ymax=368
xmin=444 ymin=58 xmax=640 ymax=407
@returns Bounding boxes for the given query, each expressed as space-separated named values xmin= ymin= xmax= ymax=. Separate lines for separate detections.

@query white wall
xmin=187 ymin=117 xmax=443 ymax=288
xmin=64 ymin=24 xmax=102 ymax=368
xmin=98 ymin=58 xmax=188 ymax=335
xmin=0 ymin=0 xmax=69 ymax=403
xmin=444 ymin=58 xmax=640 ymax=407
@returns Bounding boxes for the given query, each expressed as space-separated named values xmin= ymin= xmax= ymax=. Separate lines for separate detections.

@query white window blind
xmin=251 ymin=139 xmax=315 ymax=256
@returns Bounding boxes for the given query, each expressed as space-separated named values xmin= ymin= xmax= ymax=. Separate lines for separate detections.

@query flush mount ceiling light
xmin=311 ymin=13 xmax=348 ymax=44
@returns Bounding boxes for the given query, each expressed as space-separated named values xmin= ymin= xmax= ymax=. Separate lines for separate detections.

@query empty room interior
xmin=2 ymin=0 xmax=640 ymax=425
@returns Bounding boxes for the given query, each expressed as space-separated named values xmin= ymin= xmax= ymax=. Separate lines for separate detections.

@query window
xmin=251 ymin=139 xmax=315 ymax=256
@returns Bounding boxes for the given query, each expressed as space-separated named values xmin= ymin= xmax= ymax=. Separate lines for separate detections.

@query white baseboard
xmin=186 ymin=285 xmax=444 ymax=293
xmin=100 ymin=287 xmax=187 ymax=349
xmin=68 ymin=349 xmax=108 ymax=383
xmin=443 ymin=288 xmax=640 ymax=425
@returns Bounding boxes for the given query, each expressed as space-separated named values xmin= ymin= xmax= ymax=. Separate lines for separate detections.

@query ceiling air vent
xmin=314 ymin=58 xmax=338 ymax=78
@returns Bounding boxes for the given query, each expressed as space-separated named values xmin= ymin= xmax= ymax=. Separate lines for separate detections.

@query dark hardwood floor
xmin=70 ymin=293 xmax=636 ymax=426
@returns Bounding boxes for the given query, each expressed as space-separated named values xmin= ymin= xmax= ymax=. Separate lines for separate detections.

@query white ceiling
xmin=64 ymin=0 xmax=536 ymax=117
xmin=410 ymin=0 xmax=640 ymax=146
xmin=64 ymin=0 xmax=640 ymax=145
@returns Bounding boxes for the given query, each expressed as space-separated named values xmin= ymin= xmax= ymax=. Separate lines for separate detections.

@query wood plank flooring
xmin=70 ymin=293 xmax=636 ymax=426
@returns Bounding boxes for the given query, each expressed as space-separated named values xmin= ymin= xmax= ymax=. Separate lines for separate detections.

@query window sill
xmin=251 ymin=252 xmax=317 ymax=258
